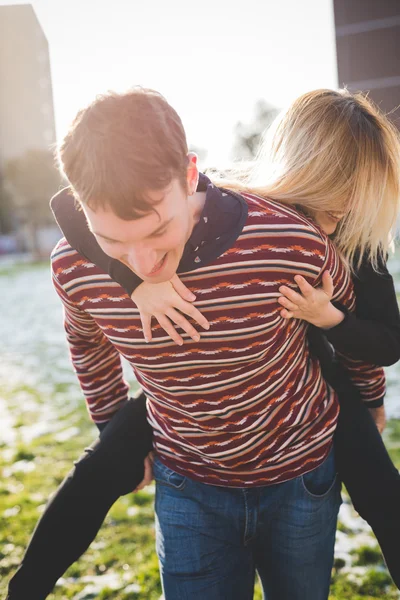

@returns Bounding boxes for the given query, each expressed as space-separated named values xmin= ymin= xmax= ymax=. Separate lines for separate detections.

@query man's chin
xmin=131 ymin=253 xmax=181 ymax=284
xmin=140 ymin=264 xmax=178 ymax=284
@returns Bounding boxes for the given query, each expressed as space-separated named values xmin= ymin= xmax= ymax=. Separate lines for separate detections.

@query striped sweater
xmin=51 ymin=192 xmax=385 ymax=487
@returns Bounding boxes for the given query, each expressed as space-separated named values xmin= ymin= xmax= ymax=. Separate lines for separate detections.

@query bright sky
xmin=3 ymin=0 xmax=338 ymax=164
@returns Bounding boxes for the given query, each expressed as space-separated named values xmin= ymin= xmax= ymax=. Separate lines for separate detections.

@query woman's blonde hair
xmin=214 ymin=89 xmax=400 ymax=271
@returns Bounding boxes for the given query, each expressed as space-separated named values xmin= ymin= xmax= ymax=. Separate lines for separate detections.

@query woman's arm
xmin=279 ymin=255 xmax=400 ymax=367
xmin=50 ymin=188 xmax=142 ymax=295
xmin=51 ymin=188 xmax=210 ymax=344
xmin=325 ymin=256 xmax=400 ymax=366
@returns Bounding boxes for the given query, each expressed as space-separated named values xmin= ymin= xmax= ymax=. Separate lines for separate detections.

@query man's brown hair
xmin=58 ymin=87 xmax=189 ymax=219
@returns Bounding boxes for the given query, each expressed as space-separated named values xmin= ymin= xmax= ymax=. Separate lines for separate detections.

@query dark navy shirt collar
xmin=178 ymin=173 xmax=248 ymax=273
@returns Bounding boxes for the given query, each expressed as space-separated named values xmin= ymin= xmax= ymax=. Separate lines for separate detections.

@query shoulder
xmin=51 ymin=237 xmax=87 ymax=270
xmin=50 ymin=186 xmax=75 ymax=211
xmin=50 ymin=238 xmax=123 ymax=307
xmin=50 ymin=237 xmax=104 ymax=286
xmin=242 ymin=192 xmax=326 ymax=239
xmin=239 ymin=192 xmax=332 ymax=270
xmin=50 ymin=187 xmax=90 ymax=245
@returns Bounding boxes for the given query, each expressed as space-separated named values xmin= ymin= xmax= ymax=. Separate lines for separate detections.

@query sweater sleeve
xmin=290 ymin=231 xmax=386 ymax=406
xmin=50 ymin=188 xmax=143 ymax=296
xmin=51 ymin=249 xmax=130 ymax=426
xmin=324 ymin=254 xmax=400 ymax=367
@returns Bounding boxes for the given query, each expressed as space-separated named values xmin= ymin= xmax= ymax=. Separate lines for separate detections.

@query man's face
xmin=84 ymin=178 xmax=194 ymax=283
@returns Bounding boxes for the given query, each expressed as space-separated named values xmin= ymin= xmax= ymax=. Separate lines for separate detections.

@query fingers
xmin=156 ymin=314 xmax=184 ymax=346
xmin=278 ymin=295 xmax=299 ymax=312
xmin=166 ymin=308 xmax=201 ymax=342
xmin=143 ymin=454 xmax=154 ymax=484
xmin=156 ymin=310 xmax=205 ymax=345
xmin=321 ymin=271 xmax=334 ymax=298
xmin=133 ymin=453 xmax=154 ymax=493
xmin=149 ymin=307 xmax=210 ymax=346
xmin=368 ymin=407 xmax=387 ymax=435
xmin=279 ymin=285 xmax=303 ymax=306
xmin=170 ymin=274 xmax=196 ymax=302
xmin=141 ymin=314 xmax=153 ymax=343
xmin=170 ymin=278 xmax=210 ymax=331
xmin=294 ymin=275 xmax=314 ymax=297
xmin=280 ymin=309 xmax=294 ymax=320
xmin=178 ymin=303 xmax=210 ymax=331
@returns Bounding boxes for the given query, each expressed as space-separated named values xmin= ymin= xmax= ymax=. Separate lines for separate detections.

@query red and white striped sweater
xmin=51 ymin=192 xmax=385 ymax=487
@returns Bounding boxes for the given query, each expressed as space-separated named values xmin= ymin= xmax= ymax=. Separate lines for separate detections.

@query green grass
xmin=0 ymin=259 xmax=48 ymax=277
xmin=351 ymin=546 xmax=384 ymax=567
xmin=0 ymin=399 xmax=163 ymax=599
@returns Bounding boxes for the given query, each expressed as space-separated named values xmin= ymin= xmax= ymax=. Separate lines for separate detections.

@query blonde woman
xmin=8 ymin=89 xmax=400 ymax=598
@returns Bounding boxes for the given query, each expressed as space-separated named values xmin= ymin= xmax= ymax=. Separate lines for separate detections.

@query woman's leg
xmin=7 ymin=392 xmax=153 ymax=600
xmin=334 ymin=371 xmax=400 ymax=588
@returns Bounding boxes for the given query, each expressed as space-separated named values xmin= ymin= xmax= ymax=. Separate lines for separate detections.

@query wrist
xmin=315 ymin=304 xmax=345 ymax=330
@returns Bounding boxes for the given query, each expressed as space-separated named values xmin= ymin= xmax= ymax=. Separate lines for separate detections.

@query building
xmin=333 ymin=0 xmax=400 ymax=127
xmin=0 ymin=3 xmax=56 ymax=163
xmin=0 ymin=4 xmax=59 ymax=253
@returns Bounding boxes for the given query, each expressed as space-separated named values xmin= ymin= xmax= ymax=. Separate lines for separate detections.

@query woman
xmin=7 ymin=89 xmax=400 ymax=598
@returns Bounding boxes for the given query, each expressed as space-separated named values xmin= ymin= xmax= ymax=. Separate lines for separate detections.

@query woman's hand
xmin=131 ymin=274 xmax=210 ymax=345
xmin=368 ymin=406 xmax=387 ymax=434
xmin=133 ymin=452 xmax=154 ymax=492
xmin=278 ymin=271 xmax=345 ymax=329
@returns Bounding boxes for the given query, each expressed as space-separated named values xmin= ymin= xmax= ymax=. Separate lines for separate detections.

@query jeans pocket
xmin=153 ymin=455 xmax=187 ymax=490
xmin=301 ymin=448 xmax=338 ymax=499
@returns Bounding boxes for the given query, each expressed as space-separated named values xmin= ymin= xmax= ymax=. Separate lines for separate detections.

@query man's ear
xmin=186 ymin=152 xmax=199 ymax=195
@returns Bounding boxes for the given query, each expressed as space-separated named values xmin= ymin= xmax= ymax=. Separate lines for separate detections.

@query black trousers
xmin=7 ymin=377 xmax=400 ymax=599
xmin=330 ymin=365 xmax=400 ymax=586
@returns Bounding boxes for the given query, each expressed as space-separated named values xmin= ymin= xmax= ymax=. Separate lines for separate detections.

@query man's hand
xmin=133 ymin=452 xmax=154 ymax=493
xmin=368 ymin=405 xmax=387 ymax=434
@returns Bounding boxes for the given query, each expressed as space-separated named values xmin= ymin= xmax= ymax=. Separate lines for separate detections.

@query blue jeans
xmin=154 ymin=448 xmax=341 ymax=600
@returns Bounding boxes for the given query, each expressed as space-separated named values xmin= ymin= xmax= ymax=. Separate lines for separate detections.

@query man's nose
xmin=126 ymin=246 xmax=158 ymax=276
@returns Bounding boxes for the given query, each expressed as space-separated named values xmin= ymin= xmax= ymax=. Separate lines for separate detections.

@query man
xmin=37 ymin=88 xmax=386 ymax=599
